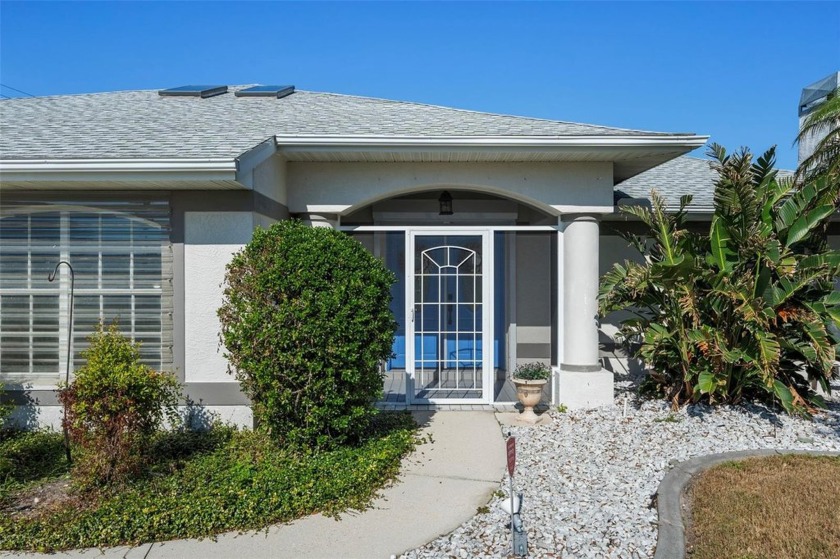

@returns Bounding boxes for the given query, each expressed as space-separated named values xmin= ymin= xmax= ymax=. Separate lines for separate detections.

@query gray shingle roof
xmin=1 ymin=86 xmax=684 ymax=160
xmin=616 ymin=156 xmax=795 ymax=211
xmin=616 ymin=156 xmax=718 ymax=209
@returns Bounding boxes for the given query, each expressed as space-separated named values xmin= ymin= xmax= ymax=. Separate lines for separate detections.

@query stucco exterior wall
xmin=286 ymin=161 xmax=614 ymax=215
xmin=598 ymin=233 xmax=644 ymax=342
xmin=515 ymin=233 xmax=553 ymax=367
xmin=253 ymin=154 xmax=289 ymax=211
xmin=183 ymin=211 xmax=255 ymax=384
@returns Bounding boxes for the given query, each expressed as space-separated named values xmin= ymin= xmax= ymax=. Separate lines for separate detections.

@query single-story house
xmin=0 ymin=83 xmax=834 ymax=428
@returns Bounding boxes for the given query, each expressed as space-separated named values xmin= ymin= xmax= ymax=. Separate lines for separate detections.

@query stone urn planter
xmin=511 ymin=362 xmax=551 ymax=423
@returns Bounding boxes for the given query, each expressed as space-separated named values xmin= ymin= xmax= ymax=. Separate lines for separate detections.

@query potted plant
xmin=512 ymin=362 xmax=551 ymax=423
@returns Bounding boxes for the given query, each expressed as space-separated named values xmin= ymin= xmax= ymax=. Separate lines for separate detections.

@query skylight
xmin=235 ymin=85 xmax=295 ymax=98
xmin=158 ymin=85 xmax=228 ymax=98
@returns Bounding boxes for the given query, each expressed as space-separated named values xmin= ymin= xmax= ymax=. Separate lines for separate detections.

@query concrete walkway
xmin=6 ymin=411 xmax=506 ymax=559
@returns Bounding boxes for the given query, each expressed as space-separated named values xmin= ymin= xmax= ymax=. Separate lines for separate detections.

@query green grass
xmin=0 ymin=411 xmax=417 ymax=552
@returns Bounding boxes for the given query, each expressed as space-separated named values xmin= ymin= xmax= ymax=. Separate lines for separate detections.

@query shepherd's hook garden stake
xmin=48 ymin=261 xmax=74 ymax=465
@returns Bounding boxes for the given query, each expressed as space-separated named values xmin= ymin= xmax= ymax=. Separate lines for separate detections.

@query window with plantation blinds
xmin=0 ymin=199 xmax=173 ymax=385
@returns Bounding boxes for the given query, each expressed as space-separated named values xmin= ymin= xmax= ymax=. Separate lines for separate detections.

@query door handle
xmin=410 ymin=307 xmax=415 ymax=323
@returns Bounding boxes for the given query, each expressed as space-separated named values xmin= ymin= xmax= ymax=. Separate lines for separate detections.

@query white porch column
xmin=563 ymin=215 xmax=600 ymax=369
xmin=557 ymin=214 xmax=613 ymax=408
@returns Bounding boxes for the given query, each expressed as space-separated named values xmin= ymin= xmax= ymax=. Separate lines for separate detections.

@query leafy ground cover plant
xmin=0 ymin=412 xmax=416 ymax=552
xmin=218 ymin=220 xmax=397 ymax=449
xmin=599 ymin=145 xmax=840 ymax=415
xmin=58 ymin=322 xmax=180 ymax=487
xmin=0 ymin=430 xmax=68 ymax=507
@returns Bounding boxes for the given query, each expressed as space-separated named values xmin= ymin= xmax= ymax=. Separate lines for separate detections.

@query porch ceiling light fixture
xmin=439 ymin=190 xmax=454 ymax=215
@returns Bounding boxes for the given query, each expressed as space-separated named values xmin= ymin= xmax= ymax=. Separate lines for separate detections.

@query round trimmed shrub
xmin=218 ymin=220 xmax=397 ymax=449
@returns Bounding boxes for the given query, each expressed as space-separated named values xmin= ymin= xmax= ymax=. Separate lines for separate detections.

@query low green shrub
xmin=0 ymin=412 xmax=416 ymax=552
xmin=58 ymin=322 xmax=181 ymax=487
xmin=218 ymin=220 xmax=397 ymax=449
xmin=513 ymin=362 xmax=551 ymax=380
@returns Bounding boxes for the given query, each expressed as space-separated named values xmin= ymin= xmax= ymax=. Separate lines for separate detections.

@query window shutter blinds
xmin=0 ymin=198 xmax=173 ymax=385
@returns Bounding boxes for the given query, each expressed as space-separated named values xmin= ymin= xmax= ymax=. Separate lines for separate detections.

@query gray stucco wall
xmin=171 ymin=190 xmax=289 ymax=425
xmin=286 ymin=161 xmax=615 ymax=215
xmin=515 ymin=233 xmax=553 ymax=367
xmin=598 ymin=232 xmax=644 ymax=345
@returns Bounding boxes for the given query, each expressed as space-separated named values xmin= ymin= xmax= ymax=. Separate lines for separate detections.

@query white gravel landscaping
xmin=402 ymin=377 xmax=840 ymax=559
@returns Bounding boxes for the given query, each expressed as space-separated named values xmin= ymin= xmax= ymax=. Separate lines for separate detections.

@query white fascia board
xmin=553 ymin=204 xmax=616 ymax=215
xmin=275 ymin=134 xmax=709 ymax=150
xmin=305 ymin=204 xmax=353 ymax=214
xmin=0 ymin=158 xmax=241 ymax=185
xmin=0 ymin=158 xmax=238 ymax=173
xmin=611 ymin=204 xmax=715 ymax=216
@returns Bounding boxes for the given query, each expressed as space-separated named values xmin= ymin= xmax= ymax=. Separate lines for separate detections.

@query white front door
xmin=406 ymin=230 xmax=493 ymax=403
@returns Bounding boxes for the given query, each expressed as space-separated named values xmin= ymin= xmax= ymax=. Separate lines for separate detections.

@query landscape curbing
xmin=653 ymin=448 xmax=840 ymax=559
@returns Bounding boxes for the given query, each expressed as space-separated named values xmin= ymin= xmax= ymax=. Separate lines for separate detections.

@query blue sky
xmin=2 ymin=1 xmax=839 ymax=170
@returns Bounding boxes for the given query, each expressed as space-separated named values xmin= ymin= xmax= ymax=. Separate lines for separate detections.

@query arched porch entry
xmin=338 ymin=189 xmax=558 ymax=406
